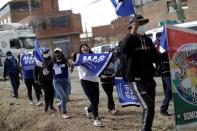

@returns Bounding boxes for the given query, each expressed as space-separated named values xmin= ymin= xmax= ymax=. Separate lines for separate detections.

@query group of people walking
xmin=3 ymin=43 xmax=120 ymax=127
xmin=3 ymin=14 xmax=173 ymax=130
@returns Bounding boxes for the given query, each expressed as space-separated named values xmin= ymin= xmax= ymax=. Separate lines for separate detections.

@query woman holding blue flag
xmin=73 ymin=44 xmax=102 ymax=127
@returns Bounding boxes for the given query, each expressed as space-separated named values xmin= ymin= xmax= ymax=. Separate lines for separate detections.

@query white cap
xmin=54 ymin=47 xmax=62 ymax=52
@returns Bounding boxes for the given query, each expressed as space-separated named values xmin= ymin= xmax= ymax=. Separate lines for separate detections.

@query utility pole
xmin=28 ymin=0 xmax=33 ymax=31
xmin=176 ymin=0 xmax=185 ymax=23
xmin=85 ymin=22 xmax=89 ymax=44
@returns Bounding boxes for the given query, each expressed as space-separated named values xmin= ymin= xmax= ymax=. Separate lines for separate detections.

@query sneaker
xmin=36 ymin=101 xmax=43 ymax=106
xmin=84 ymin=107 xmax=93 ymax=119
xmin=93 ymin=118 xmax=102 ymax=127
xmin=161 ymin=111 xmax=171 ymax=116
xmin=110 ymin=109 xmax=119 ymax=115
xmin=62 ymin=113 xmax=70 ymax=119
xmin=49 ymin=107 xmax=56 ymax=112
xmin=29 ymin=100 xmax=33 ymax=105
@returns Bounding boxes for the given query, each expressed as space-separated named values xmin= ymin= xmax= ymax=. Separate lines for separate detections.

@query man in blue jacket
xmin=3 ymin=51 xmax=20 ymax=98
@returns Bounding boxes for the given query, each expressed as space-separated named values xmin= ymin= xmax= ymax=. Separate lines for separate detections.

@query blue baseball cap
xmin=41 ymin=47 xmax=50 ymax=53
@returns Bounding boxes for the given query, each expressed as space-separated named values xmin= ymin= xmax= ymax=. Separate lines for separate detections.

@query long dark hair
xmin=52 ymin=52 xmax=68 ymax=64
xmin=79 ymin=44 xmax=94 ymax=54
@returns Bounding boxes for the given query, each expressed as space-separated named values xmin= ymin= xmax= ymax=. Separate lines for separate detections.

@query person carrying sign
xmin=20 ymin=52 xmax=41 ymax=105
xmin=3 ymin=51 xmax=20 ymax=98
xmin=120 ymin=14 xmax=159 ymax=131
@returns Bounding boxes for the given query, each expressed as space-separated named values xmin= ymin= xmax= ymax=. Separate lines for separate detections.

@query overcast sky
xmin=0 ymin=0 xmax=118 ymax=32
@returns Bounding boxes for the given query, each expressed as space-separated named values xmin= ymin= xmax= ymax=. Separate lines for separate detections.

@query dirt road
xmin=0 ymin=70 xmax=175 ymax=131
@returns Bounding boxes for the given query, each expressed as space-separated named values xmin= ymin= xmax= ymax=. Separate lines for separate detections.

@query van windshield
xmin=19 ymin=37 xmax=35 ymax=49
xmin=187 ymin=26 xmax=197 ymax=31
xmin=101 ymin=45 xmax=110 ymax=53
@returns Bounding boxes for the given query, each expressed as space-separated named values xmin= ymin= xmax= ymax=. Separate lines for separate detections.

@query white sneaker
xmin=36 ymin=101 xmax=42 ymax=106
xmin=93 ymin=118 xmax=102 ymax=127
xmin=111 ymin=109 xmax=119 ymax=115
xmin=62 ymin=114 xmax=70 ymax=119
xmin=29 ymin=100 xmax=33 ymax=105
xmin=84 ymin=107 xmax=93 ymax=119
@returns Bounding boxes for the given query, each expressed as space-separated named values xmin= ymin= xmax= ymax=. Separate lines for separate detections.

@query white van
xmin=91 ymin=43 xmax=118 ymax=54
xmin=146 ymin=21 xmax=197 ymax=42
xmin=0 ymin=23 xmax=36 ymax=79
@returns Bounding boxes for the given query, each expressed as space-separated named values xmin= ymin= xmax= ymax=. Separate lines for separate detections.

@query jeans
xmin=80 ymin=79 xmax=99 ymax=119
xmin=67 ymin=77 xmax=72 ymax=95
xmin=9 ymin=74 xmax=20 ymax=97
xmin=53 ymin=77 xmax=69 ymax=113
xmin=24 ymin=79 xmax=40 ymax=101
xmin=102 ymin=82 xmax=115 ymax=111
xmin=160 ymin=76 xmax=172 ymax=112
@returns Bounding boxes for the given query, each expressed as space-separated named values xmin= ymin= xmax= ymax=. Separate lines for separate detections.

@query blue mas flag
xmin=75 ymin=53 xmax=112 ymax=76
xmin=115 ymin=77 xmax=140 ymax=106
xmin=34 ymin=39 xmax=43 ymax=67
xmin=20 ymin=52 xmax=35 ymax=71
xmin=159 ymin=26 xmax=168 ymax=53
xmin=111 ymin=0 xmax=135 ymax=16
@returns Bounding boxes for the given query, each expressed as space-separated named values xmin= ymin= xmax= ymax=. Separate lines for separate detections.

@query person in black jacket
xmin=159 ymin=52 xmax=172 ymax=116
xmin=3 ymin=51 xmax=20 ymax=98
xmin=100 ymin=48 xmax=118 ymax=115
xmin=121 ymin=14 xmax=159 ymax=131
xmin=34 ymin=48 xmax=55 ymax=111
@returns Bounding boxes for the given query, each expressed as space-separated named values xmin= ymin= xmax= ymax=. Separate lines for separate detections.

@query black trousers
xmin=9 ymin=74 xmax=20 ymax=97
xmin=24 ymin=79 xmax=40 ymax=101
xmin=80 ymin=79 xmax=99 ymax=119
xmin=43 ymin=81 xmax=54 ymax=109
xmin=129 ymin=79 xmax=156 ymax=131
xmin=102 ymin=82 xmax=115 ymax=111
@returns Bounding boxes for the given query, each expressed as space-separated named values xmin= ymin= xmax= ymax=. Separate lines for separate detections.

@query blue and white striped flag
xmin=34 ymin=39 xmax=43 ymax=67
xmin=111 ymin=0 xmax=135 ymax=16
xmin=75 ymin=53 xmax=112 ymax=76
xmin=159 ymin=26 xmax=168 ymax=53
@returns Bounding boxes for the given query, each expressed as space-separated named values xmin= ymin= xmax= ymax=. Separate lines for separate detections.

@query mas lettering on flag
xmin=74 ymin=53 xmax=112 ymax=76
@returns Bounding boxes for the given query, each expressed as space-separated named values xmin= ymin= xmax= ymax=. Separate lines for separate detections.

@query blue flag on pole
xmin=159 ymin=26 xmax=168 ymax=53
xmin=34 ymin=39 xmax=43 ymax=67
xmin=115 ymin=77 xmax=140 ymax=106
xmin=75 ymin=53 xmax=112 ymax=76
xmin=111 ymin=0 xmax=135 ymax=16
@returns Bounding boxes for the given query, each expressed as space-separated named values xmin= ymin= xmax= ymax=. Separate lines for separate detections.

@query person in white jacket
xmin=73 ymin=44 xmax=102 ymax=127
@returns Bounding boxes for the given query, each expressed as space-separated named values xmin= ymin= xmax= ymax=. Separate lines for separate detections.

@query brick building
xmin=92 ymin=0 xmax=197 ymax=44
xmin=0 ymin=0 xmax=83 ymax=57
xmin=92 ymin=25 xmax=116 ymax=45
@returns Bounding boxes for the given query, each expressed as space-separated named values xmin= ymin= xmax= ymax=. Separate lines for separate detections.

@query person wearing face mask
xmin=40 ymin=47 xmax=55 ymax=112
xmin=120 ymin=14 xmax=159 ymax=131
xmin=49 ymin=47 xmax=70 ymax=119
xmin=3 ymin=51 xmax=20 ymax=98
